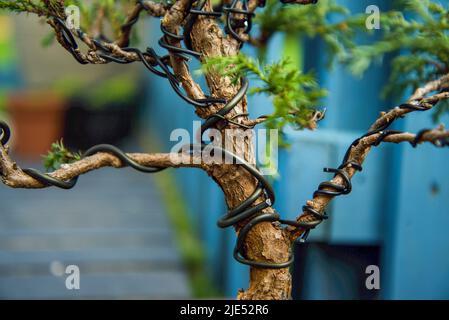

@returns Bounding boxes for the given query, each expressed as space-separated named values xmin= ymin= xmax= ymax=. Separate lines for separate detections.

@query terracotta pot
xmin=7 ymin=91 xmax=66 ymax=160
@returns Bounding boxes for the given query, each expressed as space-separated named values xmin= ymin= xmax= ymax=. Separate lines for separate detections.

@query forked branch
xmin=288 ymin=76 xmax=449 ymax=241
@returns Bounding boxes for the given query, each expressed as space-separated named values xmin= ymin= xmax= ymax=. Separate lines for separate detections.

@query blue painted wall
xmin=144 ymin=0 xmax=449 ymax=299
xmin=383 ymin=112 xmax=449 ymax=299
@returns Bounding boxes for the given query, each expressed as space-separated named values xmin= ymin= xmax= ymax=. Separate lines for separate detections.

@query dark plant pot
xmin=6 ymin=91 xmax=66 ymax=160
xmin=63 ymin=97 xmax=138 ymax=151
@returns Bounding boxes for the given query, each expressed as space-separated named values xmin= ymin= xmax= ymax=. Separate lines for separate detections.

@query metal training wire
xmin=1 ymin=0 xmax=447 ymax=269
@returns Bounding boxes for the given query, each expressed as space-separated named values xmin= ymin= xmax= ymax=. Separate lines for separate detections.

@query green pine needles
xmin=201 ymin=54 xmax=326 ymax=130
xmin=0 ymin=1 xmax=136 ymax=39
xmin=0 ymin=0 xmax=51 ymax=16
xmin=343 ymin=0 xmax=449 ymax=120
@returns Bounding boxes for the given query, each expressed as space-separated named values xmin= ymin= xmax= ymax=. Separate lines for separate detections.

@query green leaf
xmin=43 ymin=140 xmax=81 ymax=171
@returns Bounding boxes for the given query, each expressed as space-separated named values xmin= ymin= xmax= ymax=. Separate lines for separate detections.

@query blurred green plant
xmin=201 ymin=54 xmax=326 ymax=131
xmin=64 ymin=0 xmax=129 ymax=38
xmin=0 ymin=90 xmax=6 ymax=117
xmin=43 ymin=139 xmax=81 ymax=171
xmin=254 ymin=0 xmax=359 ymax=62
xmin=54 ymin=74 xmax=138 ymax=109
xmin=342 ymin=0 xmax=449 ymax=121
xmin=154 ymin=170 xmax=222 ymax=298
xmin=143 ymin=135 xmax=221 ymax=298
xmin=0 ymin=0 xmax=51 ymax=16
xmin=0 ymin=0 xmax=142 ymax=44
xmin=86 ymin=74 xmax=138 ymax=107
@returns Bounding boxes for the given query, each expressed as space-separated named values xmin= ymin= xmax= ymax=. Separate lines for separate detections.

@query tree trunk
xmin=190 ymin=1 xmax=292 ymax=300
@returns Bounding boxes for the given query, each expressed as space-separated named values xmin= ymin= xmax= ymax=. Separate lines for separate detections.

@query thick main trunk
xmin=190 ymin=1 xmax=292 ymax=300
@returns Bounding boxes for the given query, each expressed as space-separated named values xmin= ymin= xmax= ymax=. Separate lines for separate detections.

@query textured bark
xmin=0 ymin=144 xmax=203 ymax=189
xmin=187 ymin=1 xmax=293 ymax=300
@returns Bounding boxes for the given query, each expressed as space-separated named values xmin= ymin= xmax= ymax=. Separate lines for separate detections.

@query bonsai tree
xmin=1 ymin=0 xmax=448 ymax=300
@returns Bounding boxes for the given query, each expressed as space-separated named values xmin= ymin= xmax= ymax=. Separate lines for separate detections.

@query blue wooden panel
xmin=330 ymin=134 xmax=388 ymax=244
xmin=295 ymin=243 xmax=380 ymax=300
xmin=277 ymin=129 xmax=387 ymax=243
xmin=274 ymin=131 xmax=336 ymax=241
xmin=383 ymin=112 xmax=449 ymax=299
xmin=276 ymin=0 xmax=395 ymax=299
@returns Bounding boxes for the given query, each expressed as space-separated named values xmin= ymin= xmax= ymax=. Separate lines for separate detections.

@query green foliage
xmin=43 ymin=139 xmax=81 ymax=171
xmin=255 ymin=0 xmax=365 ymax=64
xmin=87 ymin=74 xmax=137 ymax=107
xmin=41 ymin=31 xmax=56 ymax=47
xmin=53 ymin=74 xmax=138 ymax=109
xmin=64 ymin=0 xmax=129 ymax=37
xmin=0 ymin=0 xmax=68 ymax=17
xmin=0 ymin=0 xmax=140 ymax=41
xmin=155 ymin=171 xmax=221 ymax=297
xmin=342 ymin=0 xmax=449 ymax=118
xmin=255 ymin=0 xmax=449 ymax=120
xmin=346 ymin=1 xmax=449 ymax=75
xmin=0 ymin=90 xmax=6 ymax=116
xmin=0 ymin=0 xmax=50 ymax=16
xmin=201 ymin=54 xmax=326 ymax=130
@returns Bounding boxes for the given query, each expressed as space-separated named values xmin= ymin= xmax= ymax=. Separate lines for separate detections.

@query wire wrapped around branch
xmin=288 ymin=94 xmax=449 ymax=242
xmin=0 ymin=122 xmax=204 ymax=189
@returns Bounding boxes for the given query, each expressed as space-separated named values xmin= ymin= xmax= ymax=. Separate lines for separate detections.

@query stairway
xmin=0 ymin=165 xmax=190 ymax=299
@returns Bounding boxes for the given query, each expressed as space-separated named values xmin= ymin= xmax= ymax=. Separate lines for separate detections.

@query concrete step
xmin=0 ymin=248 xmax=181 ymax=267
xmin=0 ymin=158 xmax=191 ymax=299
xmin=0 ymin=228 xmax=173 ymax=251
xmin=0 ymin=272 xmax=190 ymax=299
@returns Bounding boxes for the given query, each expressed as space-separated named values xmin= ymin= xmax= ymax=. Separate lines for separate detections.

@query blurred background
xmin=0 ymin=0 xmax=448 ymax=299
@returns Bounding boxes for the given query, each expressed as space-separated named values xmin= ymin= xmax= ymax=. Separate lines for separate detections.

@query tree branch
xmin=282 ymin=0 xmax=319 ymax=4
xmin=116 ymin=0 xmax=170 ymax=47
xmin=241 ymin=109 xmax=326 ymax=129
xmin=379 ymin=125 xmax=449 ymax=146
xmin=288 ymin=83 xmax=449 ymax=241
xmin=409 ymin=74 xmax=449 ymax=101
xmin=161 ymin=0 xmax=207 ymax=104
xmin=369 ymin=91 xmax=449 ymax=132
xmin=0 ymin=143 xmax=204 ymax=189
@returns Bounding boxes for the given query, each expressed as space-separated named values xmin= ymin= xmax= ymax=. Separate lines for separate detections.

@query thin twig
xmin=116 ymin=0 xmax=169 ymax=47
